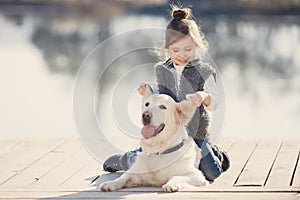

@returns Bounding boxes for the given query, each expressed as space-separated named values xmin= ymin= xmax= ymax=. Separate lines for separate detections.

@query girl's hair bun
xmin=172 ymin=8 xmax=190 ymax=21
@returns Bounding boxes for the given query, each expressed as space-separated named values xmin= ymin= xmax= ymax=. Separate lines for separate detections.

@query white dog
xmin=100 ymin=84 xmax=208 ymax=192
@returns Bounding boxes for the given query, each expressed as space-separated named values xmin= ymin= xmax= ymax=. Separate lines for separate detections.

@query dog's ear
xmin=176 ymin=99 xmax=197 ymax=124
xmin=138 ymin=83 xmax=153 ymax=98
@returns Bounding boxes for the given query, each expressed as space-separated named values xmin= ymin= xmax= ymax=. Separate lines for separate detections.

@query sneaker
xmin=103 ymin=154 xmax=123 ymax=173
xmin=211 ymin=145 xmax=230 ymax=172
xmin=221 ymin=151 xmax=230 ymax=172
xmin=103 ymin=148 xmax=141 ymax=173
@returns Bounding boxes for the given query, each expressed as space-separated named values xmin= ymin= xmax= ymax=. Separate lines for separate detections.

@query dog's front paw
xmin=100 ymin=181 xmax=120 ymax=192
xmin=162 ymin=182 xmax=180 ymax=193
xmin=204 ymin=180 xmax=210 ymax=186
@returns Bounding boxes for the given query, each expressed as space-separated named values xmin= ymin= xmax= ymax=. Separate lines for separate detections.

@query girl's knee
xmin=199 ymin=157 xmax=222 ymax=181
xmin=203 ymin=166 xmax=222 ymax=181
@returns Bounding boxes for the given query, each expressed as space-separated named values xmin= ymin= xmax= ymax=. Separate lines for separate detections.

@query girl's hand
xmin=186 ymin=92 xmax=204 ymax=107
xmin=186 ymin=91 xmax=209 ymax=107
xmin=138 ymin=83 xmax=147 ymax=96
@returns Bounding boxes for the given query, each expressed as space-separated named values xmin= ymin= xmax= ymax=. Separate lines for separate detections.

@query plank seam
xmin=263 ymin=141 xmax=283 ymax=186
xmin=0 ymin=140 xmax=23 ymax=154
xmin=290 ymin=150 xmax=300 ymax=186
xmin=225 ymin=141 xmax=234 ymax=152
xmin=0 ymin=189 xmax=299 ymax=193
xmin=0 ymin=140 xmax=22 ymax=157
xmin=233 ymin=140 xmax=258 ymax=185
xmin=58 ymin=157 xmax=94 ymax=187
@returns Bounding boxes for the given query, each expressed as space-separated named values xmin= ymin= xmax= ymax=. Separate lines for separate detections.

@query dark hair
xmin=164 ymin=7 xmax=208 ymax=51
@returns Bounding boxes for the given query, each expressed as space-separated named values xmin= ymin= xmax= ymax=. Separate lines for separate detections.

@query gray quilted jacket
xmin=155 ymin=58 xmax=216 ymax=140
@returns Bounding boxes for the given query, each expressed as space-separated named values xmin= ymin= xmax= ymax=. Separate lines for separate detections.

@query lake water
xmin=0 ymin=10 xmax=299 ymax=146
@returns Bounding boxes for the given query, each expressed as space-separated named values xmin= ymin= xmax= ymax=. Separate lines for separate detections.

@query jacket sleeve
xmin=198 ymin=63 xmax=218 ymax=111
xmin=203 ymin=75 xmax=219 ymax=111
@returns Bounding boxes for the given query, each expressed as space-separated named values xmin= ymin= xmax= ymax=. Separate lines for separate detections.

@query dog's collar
xmin=155 ymin=139 xmax=186 ymax=155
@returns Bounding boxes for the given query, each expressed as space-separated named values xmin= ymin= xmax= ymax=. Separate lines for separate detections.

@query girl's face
xmin=168 ymin=36 xmax=197 ymax=66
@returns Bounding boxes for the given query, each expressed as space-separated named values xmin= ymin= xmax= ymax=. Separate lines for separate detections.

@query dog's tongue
xmin=141 ymin=125 xmax=155 ymax=139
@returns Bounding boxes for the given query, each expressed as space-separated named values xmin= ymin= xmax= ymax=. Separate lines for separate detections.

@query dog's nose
xmin=142 ymin=111 xmax=151 ymax=125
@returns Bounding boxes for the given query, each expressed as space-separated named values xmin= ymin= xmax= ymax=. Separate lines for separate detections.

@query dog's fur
xmin=100 ymin=85 xmax=208 ymax=192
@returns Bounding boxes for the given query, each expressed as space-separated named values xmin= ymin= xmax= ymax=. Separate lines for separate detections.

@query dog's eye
xmin=159 ymin=105 xmax=167 ymax=109
xmin=145 ymin=102 xmax=150 ymax=107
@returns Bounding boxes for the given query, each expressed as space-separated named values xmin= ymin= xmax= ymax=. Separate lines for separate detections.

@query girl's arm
xmin=201 ymin=75 xmax=219 ymax=111
xmin=187 ymin=75 xmax=219 ymax=111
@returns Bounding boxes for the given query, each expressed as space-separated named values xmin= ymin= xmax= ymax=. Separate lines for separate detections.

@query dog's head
xmin=139 ymin=84 xmax=197 ymax=142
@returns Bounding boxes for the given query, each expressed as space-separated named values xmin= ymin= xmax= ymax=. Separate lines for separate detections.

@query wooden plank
xmin=30 ymin=145 xmax=93 ymax=189
xmin=210 ymin=140 xmax=257 ymax=188
xmin=120 ymin=186 xmax=300 ymax=192
xmin=216 ymin=138 xmax=234 ymax=152
xmin=0 ymin=138 xmax=66 ymax=185
xmin=265 ymin=141 xmax=299 ymax=188
xmin=60 ymin=158 xmax=101 ymax=189
xmin=0 ymin=139 xmax=21 ymax=154
xmin=235 ymin=140 xmax=282 ymax=186
xmin=0 ymin=139 xmax=82 ymax=189
xmin=0 ymin=191 xmax=298 ymax=200
xmin=0 ymin=185 xmax=299 ymax=192
xmin=292 ymin=150 xmax=300 ymax=188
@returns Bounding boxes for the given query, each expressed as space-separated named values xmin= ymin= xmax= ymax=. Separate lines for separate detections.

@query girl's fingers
xmin=138 ymin=85 xmax=146 ymax=95
xmin=186 ymin=93 xmax=203 ymax=106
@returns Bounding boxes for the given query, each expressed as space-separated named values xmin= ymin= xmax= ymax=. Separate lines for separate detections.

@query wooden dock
xmin=0 ymin=137 xmax=299 ymax=199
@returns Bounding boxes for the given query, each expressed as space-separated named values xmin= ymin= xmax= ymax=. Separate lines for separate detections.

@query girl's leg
xmin=194 ymin=140 xmax=223 ymax=181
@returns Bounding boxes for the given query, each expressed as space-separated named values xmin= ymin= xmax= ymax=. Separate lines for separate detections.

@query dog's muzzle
xmin=141 ymin=111 xmax=165 ymax=139
xmin=142 ymin=111 xmax=151 ymax=125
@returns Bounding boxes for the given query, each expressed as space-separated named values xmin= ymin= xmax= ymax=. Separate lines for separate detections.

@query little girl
xmin=103 ymin=7 xmax=230 ymax=181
